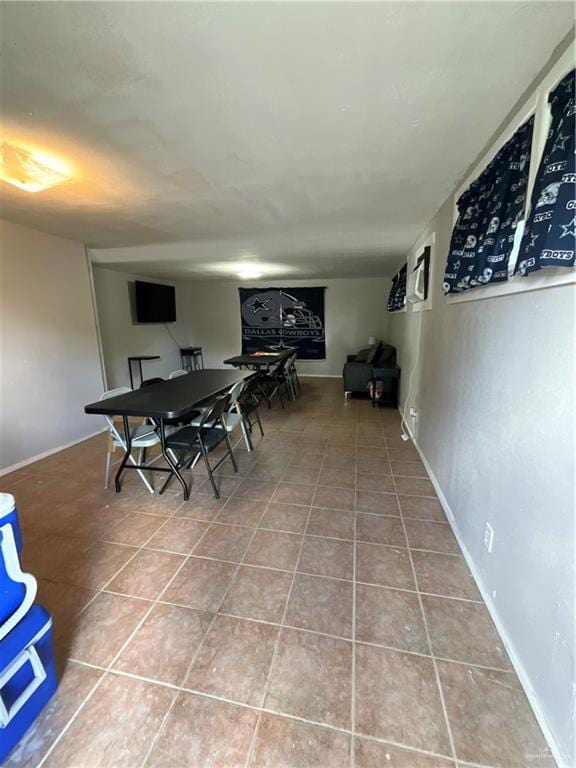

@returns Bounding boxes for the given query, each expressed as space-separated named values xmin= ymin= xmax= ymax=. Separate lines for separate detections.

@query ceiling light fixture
xmin=237 ymin=266 xmax=263 ymax=280
xmin=0 ymin=141 xmax=72 ymax=192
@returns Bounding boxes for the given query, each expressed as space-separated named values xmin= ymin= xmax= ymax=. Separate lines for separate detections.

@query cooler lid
xmin=0 ymin=493 xmax=16 ymax=518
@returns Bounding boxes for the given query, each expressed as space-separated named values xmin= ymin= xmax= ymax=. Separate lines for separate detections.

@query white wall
xmin=183 ymin=277 xmax=391 ymax=377
xmin=92 ymin=267 xmax=197 ymax=389
xmin=92 ymin=271 xmax=391 ymax=382
xmin=0 ymin=219 xmax=103 ymax=473
xmin=388 ymin=60 xmax=575 ymax=767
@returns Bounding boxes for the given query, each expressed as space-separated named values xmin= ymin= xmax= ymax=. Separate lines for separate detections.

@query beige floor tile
xmin=58 ymin=542 xmax=139 ymax=590
xmin=44 ymin=673 xmax=174 ymax=767
xmin=313 ymin=485 xmax=355 ymax=511
xmin=106 ymin=548 xmax=184 ymax=599
xmin=147 ymin=691 xmax=258 ymax=767
xmin=412 ymin=551 xmax=481 ymax=600
xmin=265 ymin=628 xmax=352 ymax=729
xmin=67 ymin=591 xmax=151 ymax=666
xmin=244 ymin=530 xmax=302 ymax=570
xmin=186 ymin=615 xmax=279 ymax=706
xmin=404 ymin=520 xmax=459 ymax=554
xmin=114 ymin=603 xmax=212 ymax=684
xmin=355 ymin=644 xmax=451 ymax=755
xmin=259 ymin=502 xmax=310 ymax=533
xmin=144 ymin=516 xmax=209 ymax=553
xmin=192 ymin=522 xmax=254 ymax=562
xmin=356 ymin=583 xmax=429 ymax=653
xmin=394 ymin=476 xmax=437 ymax=497
xmin=437 ymin=661 xmax=552 ymax=767
xmin=422 ymin=595 xmax=511 ymax=669
xmin=306 ymin=508 xmax=355 ymax=540
xmin=250 ymin=713 xmax=351 ymax=768
xmin=355 ymin=490 xmax=400 ymax=515
xmin=103 ymin=511 xmax=167 ymax=546
xmin=356 ymin=542 xmax=415 ymax=590
xmin=286 ymin=573 xmax=353 ymax=637
xmin=216 ymin=497 xmax=268 ymax=526
xmin=220 ymin=565 xmax=293 ymax=622
xmin=356 ymin=514 xmax=407 ymax=547
xmin=354 ymin=737 xmax=454 ymax=768
xmin=161 ymin=556 xmax=236 ymax=611
xmin=272 ymin=481 xmax=316 ymax=506
xmin=398 ymin=495 xmax=446 ymax=522
xmin=298 ymin=536 xmax=354 ymax=580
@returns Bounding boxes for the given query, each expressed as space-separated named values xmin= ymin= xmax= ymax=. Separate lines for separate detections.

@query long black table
xmin=224 ymin=350 xmax=292 ymax=370
xmin=85 ymin=369 xmax=253 ymax=499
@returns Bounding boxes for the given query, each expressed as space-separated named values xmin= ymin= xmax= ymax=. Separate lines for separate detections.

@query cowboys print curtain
xmin=443 ymin=117 xmax=534 ymax=294
xmin=515 ymin=69 xmax=576 ymax=276
xmin=387 ymin=264 xmax=407 ymax=311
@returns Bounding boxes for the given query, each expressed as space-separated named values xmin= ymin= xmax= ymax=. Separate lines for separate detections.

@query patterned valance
xmin=387 ymin=264 xmax=407 ymax=311
xmin=443 ymin=117 xmax=534 ymax=294
xmin=516 ymin=69 xmax=576 ymax=276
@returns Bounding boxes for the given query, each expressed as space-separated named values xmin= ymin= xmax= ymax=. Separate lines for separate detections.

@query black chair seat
xmin=166 ymin=425 xmax=227 ymax=452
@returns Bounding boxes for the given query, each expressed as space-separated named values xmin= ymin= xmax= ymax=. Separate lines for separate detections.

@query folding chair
xmin=238 ymin=376 xmax=265 ymax=439
xmin=188 ymin=379 xmax=254 ymax=451
xmin=168 ymin=369 xmax=188 ymax=379
xmin=100 ymin=387 xmax=162 ymax=494
xmin=161 ymin=393 xmax=238 ymax=498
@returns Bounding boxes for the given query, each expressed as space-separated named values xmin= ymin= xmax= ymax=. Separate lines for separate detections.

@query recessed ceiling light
xmin=0 ymin=141 xmax=72 ymax=192
xmin=237 ymin=266 xmax=263 ymax=279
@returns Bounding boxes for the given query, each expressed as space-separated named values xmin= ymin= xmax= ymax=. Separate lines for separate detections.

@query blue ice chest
xmin=0 ymin=494 xmax=23 ymax=555
xmin=0 ymin=607 xmax=58 ymax=764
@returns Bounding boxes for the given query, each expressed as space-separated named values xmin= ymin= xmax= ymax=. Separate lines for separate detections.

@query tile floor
xmin=1 ymin=378 xmax=554 ymax=768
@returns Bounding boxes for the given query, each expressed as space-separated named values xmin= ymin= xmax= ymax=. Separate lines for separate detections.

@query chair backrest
xmin=287 ymin=352 xmax=297 ymax=368
xmin=227 ymin=379 xmax=245 ymax=408
xmin=197 ymin=393 xmax=231 ymax=431
xmin=169 ymin=369 xmax=188 ymax=379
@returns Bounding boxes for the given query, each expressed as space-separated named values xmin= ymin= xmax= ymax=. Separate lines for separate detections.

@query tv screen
xmin=135 ymin=280 xmax=176 ymax=323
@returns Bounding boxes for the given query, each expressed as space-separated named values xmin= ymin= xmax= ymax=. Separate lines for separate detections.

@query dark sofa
xmin=343 ymin=342 xmax=399 ymax=400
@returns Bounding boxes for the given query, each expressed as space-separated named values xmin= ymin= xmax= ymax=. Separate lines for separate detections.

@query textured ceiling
xmin=0 ymin=2 xmax=573 ymax=279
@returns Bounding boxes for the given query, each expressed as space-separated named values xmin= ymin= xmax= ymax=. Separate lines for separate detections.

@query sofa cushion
xmin=354 ymin=347 xmax=372 ymax=362
xmin=376 ymin=344 xmax=396 ymax=366
xmin=366 ymin=341 xmax=383 ymax=365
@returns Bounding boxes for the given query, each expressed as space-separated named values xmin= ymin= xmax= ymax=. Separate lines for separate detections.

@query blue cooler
xmin=0 ymin=507 xmax=58 ymax=763
xmin=0 ymin=494 xmax=23 ymax=555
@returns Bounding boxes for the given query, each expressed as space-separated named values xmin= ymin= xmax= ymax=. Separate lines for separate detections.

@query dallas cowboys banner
xmin=239 ymin=287 xmax=326 ymax=360
xmin=515 ymin=68 xmax=576 ymax=276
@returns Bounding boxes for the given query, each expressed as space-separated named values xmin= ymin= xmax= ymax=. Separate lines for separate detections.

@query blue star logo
xmin=247 ymin=297 xmax=270 ymax=314
xmin=552 ymin=133 xmax=570 ymax=153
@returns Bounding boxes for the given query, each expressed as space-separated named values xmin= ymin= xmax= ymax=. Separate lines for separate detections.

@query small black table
xmin=224 ymin=350 xmax=291 ymax=370
xmin=370 ymin=366 xmax=401 ymax=408
xmin=127 ymin=355 xmax=160 ymax=389
xmin=180 ymin=347 xmax=204 ymax=371
xmin=85 ymin=369 xmax=252 ymax=499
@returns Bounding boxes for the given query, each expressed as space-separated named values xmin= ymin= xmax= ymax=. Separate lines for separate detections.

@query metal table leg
xmin=158 ymin=418 xmax=190 ymax=500
xmin=115 ymin=415 xmax=132 ymax=491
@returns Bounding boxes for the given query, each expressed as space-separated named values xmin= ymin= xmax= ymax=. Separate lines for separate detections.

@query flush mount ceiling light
xmin=237 ymin=265 xmax=263 ymax=279
xmin=0 ymin=141 xmax=72 ymax=192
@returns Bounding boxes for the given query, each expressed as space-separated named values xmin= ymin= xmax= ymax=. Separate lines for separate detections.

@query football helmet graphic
xmin=242 ymin=291 xmax=323 ymax=330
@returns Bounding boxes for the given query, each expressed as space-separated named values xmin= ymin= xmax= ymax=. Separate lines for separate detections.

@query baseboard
xmin=401 ymin=407 xmax=570 ymax=768
xmin=0 ymin=428 xmax=106 ymax=478
xmin=298 ymin=374 xmax=342 ymax=379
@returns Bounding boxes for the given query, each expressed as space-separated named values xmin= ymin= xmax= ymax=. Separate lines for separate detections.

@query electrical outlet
xmin=484 ymin=522 xmax=494 ymax=553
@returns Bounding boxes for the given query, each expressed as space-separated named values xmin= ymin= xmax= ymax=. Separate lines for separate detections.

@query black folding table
xmin=85 ymin=369 xmax=252 ymax=500
xmin=223 ymin=350 xmax=291 ymax=370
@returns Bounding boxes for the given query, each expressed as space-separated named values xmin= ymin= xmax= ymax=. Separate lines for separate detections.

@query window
xmin=446 ymin=45 xmax=575 ymax=304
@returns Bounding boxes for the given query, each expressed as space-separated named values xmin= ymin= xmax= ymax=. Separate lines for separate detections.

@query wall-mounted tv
xmin=135 ymin=280 xmax=176 ymax=323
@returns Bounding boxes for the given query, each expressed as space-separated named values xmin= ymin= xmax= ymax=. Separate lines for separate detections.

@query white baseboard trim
xmin=0 ymin=428 xmax=106 ymax=478
xmin=398 ymin=408 xmax=569 ymax=768
xmin=298 ymin=374 xmax=342 ymax=379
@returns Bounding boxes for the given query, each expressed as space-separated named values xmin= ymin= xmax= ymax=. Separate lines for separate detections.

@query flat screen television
xmin=135 ymin=280 xmax=176 ymax=323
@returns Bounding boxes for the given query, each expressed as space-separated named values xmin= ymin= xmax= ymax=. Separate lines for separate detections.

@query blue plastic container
xmin=0 ymin=494 xmax=22 ymax=555
xmin=0 ymin=606 xmax=58 ymax=763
